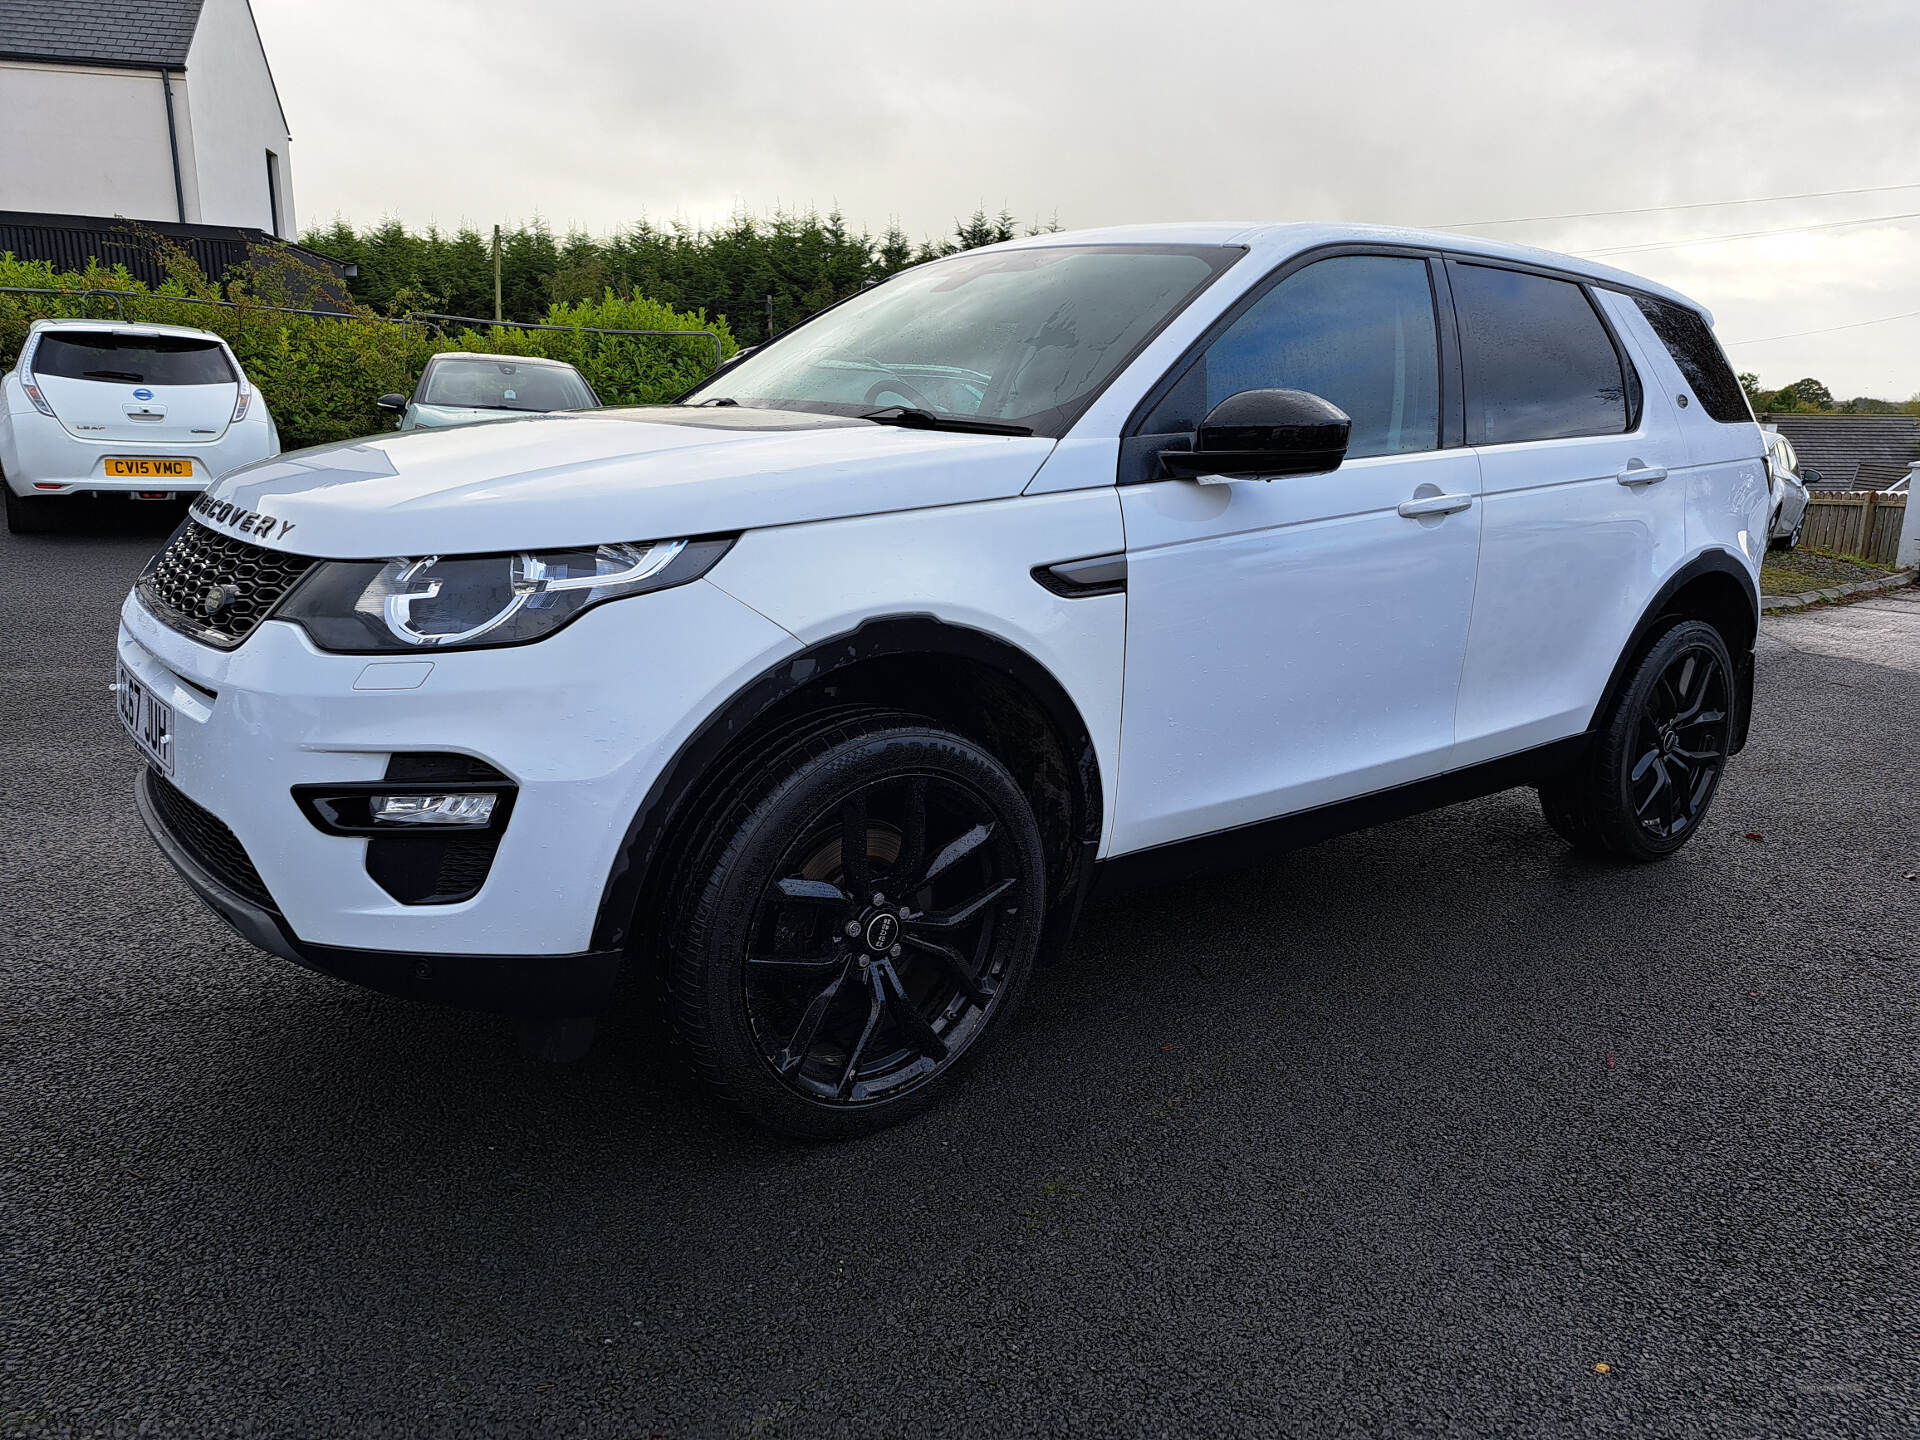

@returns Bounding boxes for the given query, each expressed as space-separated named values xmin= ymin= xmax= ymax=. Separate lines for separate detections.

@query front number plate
xmin=106 ymin=458 xmax=194 ymax=479
xmin=116 ymin=660 xmax=175 ymax=774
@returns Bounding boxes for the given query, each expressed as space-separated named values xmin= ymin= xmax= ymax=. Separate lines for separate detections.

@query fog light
xmin=370 ymin=792 xmax=497 ymax=826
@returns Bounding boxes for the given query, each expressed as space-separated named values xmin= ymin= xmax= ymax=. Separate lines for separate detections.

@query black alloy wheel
xmin=665 ymin=714 xmax=1045 ymax=1137
xmin=1538 ymin=618 xmax=1736 ymax=861
xmin=1627 ymin=639 xmax=1731 ymax=843
xmin=746 ymin=771 xmax=1028 ymax=1104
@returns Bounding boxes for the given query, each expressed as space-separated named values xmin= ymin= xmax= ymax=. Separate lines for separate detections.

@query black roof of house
xmin=1761 ymin=414 xmax=1920 ymax=491
xmin=0 ymin=0 xmax=206 ymax=69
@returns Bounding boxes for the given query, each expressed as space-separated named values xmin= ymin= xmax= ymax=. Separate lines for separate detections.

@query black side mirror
xmin=1160 ymin=389 xmax=1351 ymax=482
xmin=376 ymin=393 xmax=407 ymax=414
xmin=1801 ymin=468 xmax=1822 ymax=485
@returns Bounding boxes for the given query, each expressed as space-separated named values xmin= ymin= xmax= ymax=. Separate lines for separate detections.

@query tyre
xmin=1538 ymin=619 xmax=1735 ymax=862
xmin=663 ymin=710 xmax=1046 ymax=1138
xmin=4 ymin=483 xmax=56 ymax=535
xmin=1783 ymin=512 xmax=1804 ymax=551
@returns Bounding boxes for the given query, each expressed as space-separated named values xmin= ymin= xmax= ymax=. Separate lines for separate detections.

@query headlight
xmin=278 ymin=536 xmax=735 ymax=652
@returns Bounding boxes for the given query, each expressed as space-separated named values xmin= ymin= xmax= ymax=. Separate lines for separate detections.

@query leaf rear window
xmin=32 ymin=333 xmax=236 ymax=386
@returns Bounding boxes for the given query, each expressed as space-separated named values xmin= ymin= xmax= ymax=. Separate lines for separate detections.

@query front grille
xmin=145 ymin=769 xmax=276 ymax=911
xmin=137 ymin=520 xmax=318 ymax=649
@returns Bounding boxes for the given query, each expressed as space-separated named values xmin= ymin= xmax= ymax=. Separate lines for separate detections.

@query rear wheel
xmin=1538 ymin=619 xmax=1735 ymax=861
xmin=4 ymin=483 xmax=57 ymax=535
xmin=1783 ymin=511 xmax=1804 ymax=551
xmin=664 ymin=711 xmax=1045 ymax=1138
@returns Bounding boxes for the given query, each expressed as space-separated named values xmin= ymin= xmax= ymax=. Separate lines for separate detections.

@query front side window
xmin=32 ymin=332 xmax=235 ymax=386
xmin=682 ymin=245 xmax=1239 ymax=437
xmin=1452 ymin=265 xmax=1631 ymax=445
xmin=1140 ymin=254 xmax=1441 ymax=459
xmin=420 ymin=359 xmax=595 ymax=412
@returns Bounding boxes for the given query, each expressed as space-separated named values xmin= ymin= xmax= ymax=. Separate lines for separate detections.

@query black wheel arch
xmin=591 ymin=615 xmax=1105 ymax=959
xmin=1589 ymin=548 xmax=1759 ymax=756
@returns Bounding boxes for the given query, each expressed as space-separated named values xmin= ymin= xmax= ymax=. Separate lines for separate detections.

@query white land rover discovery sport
xmin=118 ymin=224 xmax=1768 ymax=1137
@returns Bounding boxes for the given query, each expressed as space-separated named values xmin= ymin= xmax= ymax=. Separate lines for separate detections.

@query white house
xmin=0 ymin=0 xmax=295 ymax=238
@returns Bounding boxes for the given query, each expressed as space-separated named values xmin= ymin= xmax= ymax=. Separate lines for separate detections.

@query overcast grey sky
xmin=255 ymin=0 xmax=1920 ymax=399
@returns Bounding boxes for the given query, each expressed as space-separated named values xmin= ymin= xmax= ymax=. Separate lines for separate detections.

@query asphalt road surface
xmin=5 ymin=508 xmax=1918 ymax=1439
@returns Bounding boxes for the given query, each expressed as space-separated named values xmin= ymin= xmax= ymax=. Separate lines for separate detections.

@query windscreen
xmin=33 ymin=332 xmax=235 ymax=386
xmin=421 ymin=358 xmax=596 ymax=412
xmin=684 ymin=245 xmax=1240 ymax=436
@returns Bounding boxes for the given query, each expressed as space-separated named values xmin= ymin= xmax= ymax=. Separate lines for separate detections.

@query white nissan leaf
xmin=116 ymin=224 xmax=1770 ymax=1137
xmin=3 ymin=319 xmax=279 ymax=533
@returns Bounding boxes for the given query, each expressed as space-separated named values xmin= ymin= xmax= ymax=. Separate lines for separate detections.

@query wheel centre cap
xmin=864 ymin=912 xmax=900 ymax=952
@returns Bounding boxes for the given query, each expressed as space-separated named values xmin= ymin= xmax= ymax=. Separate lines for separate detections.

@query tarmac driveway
xmin=3 ymin=518 xmax=1916 ymax=1439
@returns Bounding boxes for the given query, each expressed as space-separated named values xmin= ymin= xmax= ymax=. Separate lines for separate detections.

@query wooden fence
xmin=1801 ymin=489 xmax=1909 ymax=565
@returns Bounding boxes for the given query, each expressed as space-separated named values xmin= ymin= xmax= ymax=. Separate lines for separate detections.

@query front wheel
xmin=664 ymin=713 xmax=1046 ymax=1138
xmin=1539 ymin=619 xmax=1735 ymax=861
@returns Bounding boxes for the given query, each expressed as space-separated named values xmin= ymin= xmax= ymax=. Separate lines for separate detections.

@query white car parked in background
xmin=3 ymin=320 xmax=279 ymax=534
xmin=118 ymin=223 xmax=1769 ymax=1137
xmin=1761 ymin=429 xmax=1812 ymax=550
xmin=376 ymin=352 xmax=599 ymax=431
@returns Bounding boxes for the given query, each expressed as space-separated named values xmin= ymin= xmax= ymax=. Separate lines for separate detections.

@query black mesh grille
xmin=435 ymin=835 xmax=502 ymax=898
xmin=145 ymin=769 xmax=276 ymax=911
xmin=137 ymin=521 xmax=318 ymax=649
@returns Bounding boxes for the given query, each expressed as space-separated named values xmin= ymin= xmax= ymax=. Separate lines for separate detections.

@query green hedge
xmin=0 ymin=253 xmax=736 ymax=451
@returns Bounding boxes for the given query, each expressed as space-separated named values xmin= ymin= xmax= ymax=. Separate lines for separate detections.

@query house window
xmin=265 ymin=150 xmax=282 ymax=235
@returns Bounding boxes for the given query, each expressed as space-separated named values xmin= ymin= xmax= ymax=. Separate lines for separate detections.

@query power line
xmin=1722 ymin=308 xmax=1920 ymax=346
xmin=1575 ymin=208 xmax=1920 ymax=258
xmin=1442 ymin=181 xmax=1920 ymax=229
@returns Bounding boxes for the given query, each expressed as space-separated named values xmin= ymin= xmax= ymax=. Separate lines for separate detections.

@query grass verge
xmin=1759 ymin=549 xmax=1897 ymax=596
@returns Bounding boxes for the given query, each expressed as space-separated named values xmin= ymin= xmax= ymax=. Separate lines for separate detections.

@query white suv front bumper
xmin=117 ymin=577 xmax=797 ymax=1007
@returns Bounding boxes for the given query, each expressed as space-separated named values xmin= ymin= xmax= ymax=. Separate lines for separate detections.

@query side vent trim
xmin=1032 ymin=553 xmax=1127 ymax=599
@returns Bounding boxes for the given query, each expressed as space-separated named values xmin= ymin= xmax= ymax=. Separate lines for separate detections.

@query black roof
xmin=0 ymin=0 xmax=206 ymax=69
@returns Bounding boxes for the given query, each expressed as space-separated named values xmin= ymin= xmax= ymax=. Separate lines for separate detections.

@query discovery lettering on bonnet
xmin=191 ymin=492 xmax=296 ymax=541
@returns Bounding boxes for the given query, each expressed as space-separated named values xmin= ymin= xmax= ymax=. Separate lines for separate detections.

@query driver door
xmin=1110 ymin=251 xmax=1484 ymax=856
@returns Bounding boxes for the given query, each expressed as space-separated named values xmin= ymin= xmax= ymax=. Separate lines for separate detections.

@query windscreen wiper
xmin=859 ymin=405 xmax=1032 ymax=436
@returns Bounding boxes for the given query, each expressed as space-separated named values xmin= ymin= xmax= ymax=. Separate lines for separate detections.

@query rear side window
xmin=32 ymin=332 xmax=235 ymax=386
xmin=1141 ymin=254 xmax=1441 ymax=459
xmin=1451 ymin=265 xmax=1632 ymax=445
xmin=1630 ymin=295 xmax=1751 ymax=424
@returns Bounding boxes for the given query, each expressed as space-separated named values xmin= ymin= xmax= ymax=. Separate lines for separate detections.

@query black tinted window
xmin=1631 ymin=295 xmax=1751 ymax=424
xmin=1452 ymin=266 xmax=1629 ymax=444
xmin=1143 ymin=254 xmax=1440 ymax=458
xmin=32 ymin=332 xmax=235 ymax=386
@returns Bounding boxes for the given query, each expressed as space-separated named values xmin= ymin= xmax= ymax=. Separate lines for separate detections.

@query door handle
xmin=1617 ymin=460 xmax=1668 ymax=487
xmin=1396 ymin=492 xmax=1473 ymax=519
